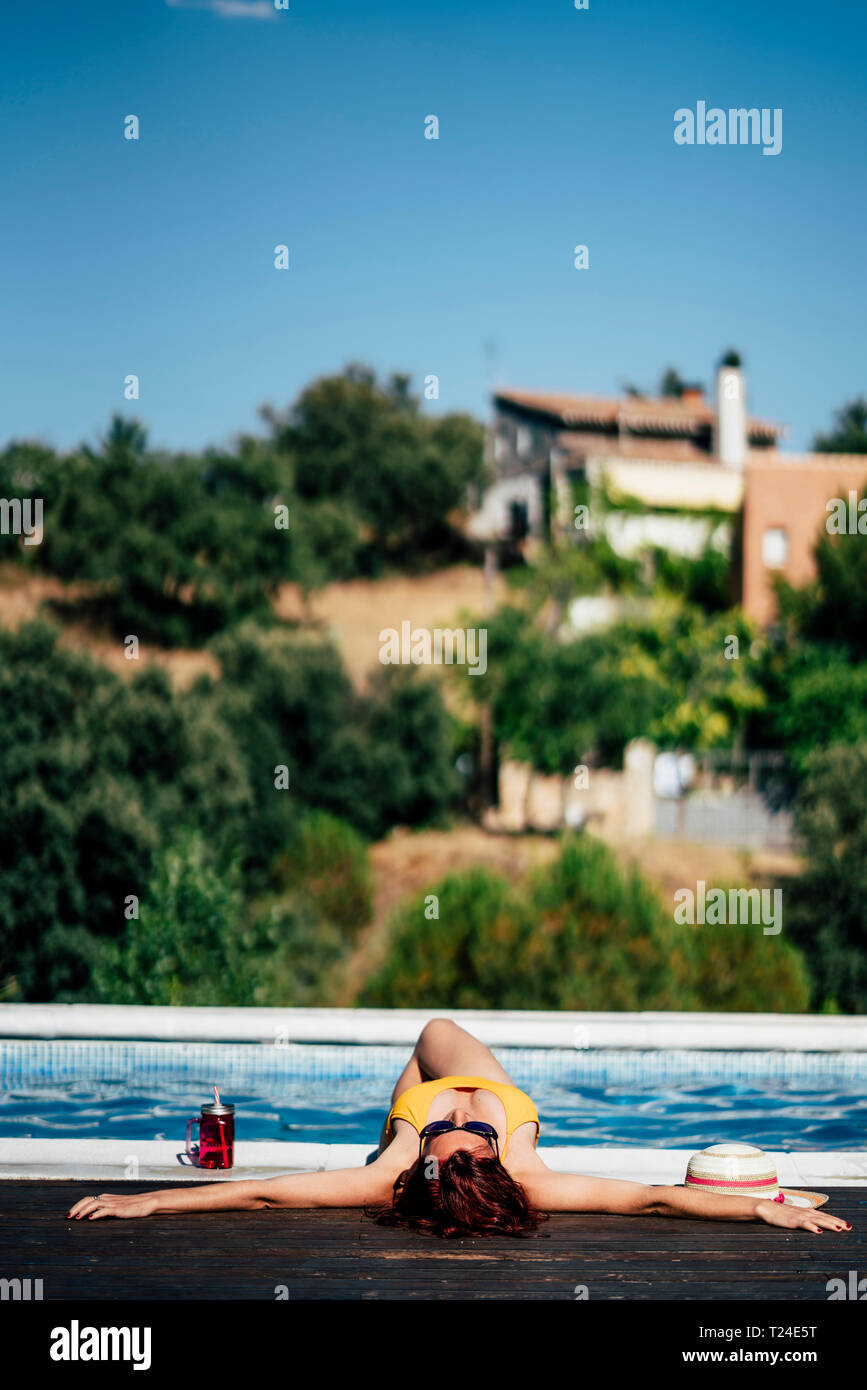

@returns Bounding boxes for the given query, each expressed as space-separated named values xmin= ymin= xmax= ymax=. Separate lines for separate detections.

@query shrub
xmin=765 ymin=654 xmax=867 ymax=778
xmin=91 ymin=835 xmax=353 ymax=1007
xmin=522 ymin=837 xmax=685 ymax=1010
xmin=358 ymin=835 xmax=812 ymax=1012
xmin=784 ymin=743 xmax=867 ymax=1012
xmin=271 ymin=811 xmax=373 ymax=936
xmin=90 ymin=835 xmax=251 ymax=1006
xmin=242 ymin=899 xmax=349 ymax=1006
xmin=358 ymin=868 xmax=531 ymax=1008
xmin=676 ymin=914 xmax=810 ymax=1012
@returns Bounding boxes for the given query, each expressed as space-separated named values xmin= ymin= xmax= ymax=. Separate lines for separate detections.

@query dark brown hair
xmin=367 ymin=1148 xmax=550 ymax=1239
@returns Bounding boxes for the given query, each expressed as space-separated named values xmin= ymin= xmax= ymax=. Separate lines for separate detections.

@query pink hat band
xmin=686 ymin=1172 xmax=785 ymax=1201
xmin=686 ymin=1172 xmax=778 ymax=1189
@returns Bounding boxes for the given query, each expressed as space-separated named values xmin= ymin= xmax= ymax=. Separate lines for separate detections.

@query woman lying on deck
xmin=67 ymin=1019 xmax=851 ymax=1238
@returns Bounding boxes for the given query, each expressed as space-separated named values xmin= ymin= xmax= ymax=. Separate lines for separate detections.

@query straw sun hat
xmin=685 ymin=1143 xmax=828 ymax=1209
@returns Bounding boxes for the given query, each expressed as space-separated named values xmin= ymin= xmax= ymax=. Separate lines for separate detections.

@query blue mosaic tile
xmin=1 ymin=1040 xmax=865 ymax=1088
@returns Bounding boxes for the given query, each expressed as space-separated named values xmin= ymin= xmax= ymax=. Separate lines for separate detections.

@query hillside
xmin=0 ymin=561 xmax=502 ymax=692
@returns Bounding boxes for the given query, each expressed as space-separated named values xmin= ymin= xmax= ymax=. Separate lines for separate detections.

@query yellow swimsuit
xmin=384 ymin=1075 xmax=540 ymax=1157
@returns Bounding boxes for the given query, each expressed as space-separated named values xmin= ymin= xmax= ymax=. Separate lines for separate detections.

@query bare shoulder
xmin=376 ymin=1122 xmax=417 ymax=1172
xmin=504 ymin=1123 xmax=550 ymax=1182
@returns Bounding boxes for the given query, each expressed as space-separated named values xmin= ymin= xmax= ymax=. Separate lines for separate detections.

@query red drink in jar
xmin=186 ymin=1102 xmax=234 ymax=1169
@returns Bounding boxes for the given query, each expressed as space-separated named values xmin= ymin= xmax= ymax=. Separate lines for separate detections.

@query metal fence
xmin=653 ymin=750 xmax=795 ymax=850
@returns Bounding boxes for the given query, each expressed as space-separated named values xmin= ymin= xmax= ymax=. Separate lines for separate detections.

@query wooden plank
xmin=2 ymin=1181 xmax=863 ymax=1300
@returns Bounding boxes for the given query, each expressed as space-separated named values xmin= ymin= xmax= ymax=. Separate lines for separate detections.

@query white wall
xmin=602 ymin=512 xmax=731 ymax=558
xmin=464 ymin=471 xmax=542 ymax=540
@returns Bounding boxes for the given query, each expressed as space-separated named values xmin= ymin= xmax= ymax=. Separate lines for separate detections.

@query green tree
xmin=659 ymin=367 xmax=687 ymax=398
xmin=264 ymin=364 xmax=487 ymax=564
xmin=813 ymin=397 xmax=867 ymax=454
xmin=462 ymin=600 xmax=765 ymax=777
xmin=775 ymin=491 xmax=867 ymax=663
xmin=0 ymin=622 xmax=252 ymax=999
xmin=360 ymin=664 xmax=458 ymax=834
xmin=784 ymin=743 xmax=867 ymax=1012
xmin=641 ymin=605 xmax=766 ymax=750
xmin=2 ymin=368 xmax=487 ymax=644
xmin=202 ymin=623 xmax=457 ymax=853
xmin=761 ymin=650 xmax=867 ymax=777
xmin=17 ymin=419 xmax=295 ymax=645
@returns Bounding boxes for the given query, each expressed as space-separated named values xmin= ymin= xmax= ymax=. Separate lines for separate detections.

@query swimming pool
xmin=3 ymin=1041 xmax=866 ymax=1151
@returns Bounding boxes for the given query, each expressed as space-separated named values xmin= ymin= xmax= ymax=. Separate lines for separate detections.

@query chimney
xmin=680 ymin=386 xmax=704 ymax=406
xmin=714 ymin=362 xmax=747 ymax=468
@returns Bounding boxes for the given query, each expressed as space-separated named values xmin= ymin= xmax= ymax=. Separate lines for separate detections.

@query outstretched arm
xmin=517 ymin=1171 xmax=850 ymax=1234
xmin=67 ymin=1159 xmax=400 ymax=1221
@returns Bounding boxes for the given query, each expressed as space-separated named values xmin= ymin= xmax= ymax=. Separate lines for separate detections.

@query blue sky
xmin=0 ymin=0 xmax=864 ymax=454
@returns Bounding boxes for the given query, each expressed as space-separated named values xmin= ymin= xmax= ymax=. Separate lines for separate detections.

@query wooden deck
xmin=3 ymin=1181 xmax=865 ymax=1300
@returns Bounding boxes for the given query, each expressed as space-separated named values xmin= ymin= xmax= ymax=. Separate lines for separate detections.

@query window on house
xmin=516 ymin=425 xmax=532 ymax=459
xmin=509 ymin=499 xmax=529 ymax=540
xmin=762 ymin=527 xmax=788 ymax=569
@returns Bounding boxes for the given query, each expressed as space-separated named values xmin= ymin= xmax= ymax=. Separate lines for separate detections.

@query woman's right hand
xmin=67 ymin=1192 xmax=158 ymax=1221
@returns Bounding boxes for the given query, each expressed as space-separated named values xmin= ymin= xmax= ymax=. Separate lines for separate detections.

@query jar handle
xmin=185 ymin=1116 xmax=200 ymax=1163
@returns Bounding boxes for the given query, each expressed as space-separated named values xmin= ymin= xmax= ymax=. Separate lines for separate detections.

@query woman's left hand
xmin=756 ymin=1199 xmax=851 ymax=1233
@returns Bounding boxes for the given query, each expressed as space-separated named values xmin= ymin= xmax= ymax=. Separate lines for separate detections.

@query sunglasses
xmin=418 ymin=1120 xmax=500 ymax=1159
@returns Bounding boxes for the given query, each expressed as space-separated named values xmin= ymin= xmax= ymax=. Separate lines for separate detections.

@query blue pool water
xmin=2 ymin=1041 xmax=866 ymax=1150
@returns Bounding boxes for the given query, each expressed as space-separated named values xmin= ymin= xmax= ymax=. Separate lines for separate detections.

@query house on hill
xmin=467 ymin=360 xmax=867 ymax=625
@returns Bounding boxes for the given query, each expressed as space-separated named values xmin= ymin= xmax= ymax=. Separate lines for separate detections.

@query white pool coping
xmin=2 ymin=1139 xmax=865 ymax=1187
xmin=3 ymin=1004 xmax=867 ymax=1050
xmin=4 ymin=1006 xmax=865 ymax=1184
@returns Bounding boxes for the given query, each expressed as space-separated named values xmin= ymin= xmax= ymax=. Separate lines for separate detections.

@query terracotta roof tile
xmin=494 ymin=387 xmax=782 ymax=440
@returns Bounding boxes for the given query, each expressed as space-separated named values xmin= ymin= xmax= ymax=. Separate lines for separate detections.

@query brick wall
xmin=743 ymin=453 xmax=867 ymax=625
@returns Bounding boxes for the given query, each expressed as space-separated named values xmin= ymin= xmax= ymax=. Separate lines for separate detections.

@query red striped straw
xmin=214 ymin=1085 xmax=229 ymax=1167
